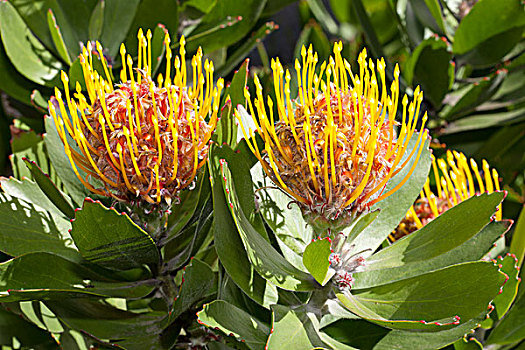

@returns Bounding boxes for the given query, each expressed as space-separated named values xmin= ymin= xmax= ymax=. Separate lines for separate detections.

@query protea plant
xmin=392 ymin=150 xmax=503 ymax=241
xmin=197 ymin=42 xmax=517 ymax=350
xmin=238 ymin=44 xmax=428 ymax=234
xmin=0 ymin=28 xmax=227 ymax=349
xmin=0 ymin=0 xmax=522 ymax=350
xmin=49 ymin=30 xmax=223 ymax=239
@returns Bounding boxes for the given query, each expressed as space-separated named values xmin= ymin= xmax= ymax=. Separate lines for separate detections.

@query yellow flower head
xmin=237 ymin=43 xmax=428 ymax=230
xmin=392 ymin=150 xmax=502 ymax=240
xmin=49 ymin=29 xmax=224 ymax=205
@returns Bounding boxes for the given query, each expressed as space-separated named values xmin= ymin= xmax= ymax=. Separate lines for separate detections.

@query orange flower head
xmin=237 ymin=43 xmax=428 ymax=232
xmin=49 ymin=29 xmax=224 ymax=205
xmin=391 ymin=150 xmax=502 ymax=240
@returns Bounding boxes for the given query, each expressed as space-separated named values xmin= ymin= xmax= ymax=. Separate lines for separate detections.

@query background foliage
xmin=0 ymin=0 xmax=524 ymax=349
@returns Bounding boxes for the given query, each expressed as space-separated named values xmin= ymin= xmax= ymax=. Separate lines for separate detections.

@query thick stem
xmin=306 ymin=283 xmax=333 ymax=319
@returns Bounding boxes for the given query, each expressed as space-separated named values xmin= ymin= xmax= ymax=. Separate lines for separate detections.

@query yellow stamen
xmin=117 ymin=143 xmax=134 ymax=192
xmin=483 ymin=159 xmax=494 ymax=193
xmin=408 ymin=206 xmax=423 ymax=229
xmin=470 ymin=158 xmax=485 ymax=193
xmin=96 ymin=41 xmax=113 ymax=90
xmin=120 ymin=44 xmax=127 ymax=82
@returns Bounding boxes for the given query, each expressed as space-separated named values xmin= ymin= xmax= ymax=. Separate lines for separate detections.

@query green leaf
xmin=0 ymin=1 xmax=62 ymax=86
xmin=219 ymin=156 xmax=318 ymax=291
xmin=164 ymin=196 xmax=213 ymax=271
xmin=0 ymin=252 xmax=155 ymax=301
xmin=442 ymin=105 xmax=525 ymax=134
xmin=350 ymin=135 xmax=431 ymax=257
xmin=306 ymin=0 xmax=339 ymax=35
xmin=10 ymin=127 xmax=55 ymax=182
xmin=441 ymin=70 xmax=508 ymax=121
xmin=337 ymin=262 xmax=506 ymax=330
xmin=293 ymin=21 xmax=331 ymax=63
xmin=88 ymin=0 xmax=104 ymax=40
xmin=209 ymin=146 xmax=278 ymax=308
xmin=251 ymin=161 xmax=313 ymax=261
xmin=303 ymin=238 xmax=333 ymax=285
xmin=510 ymin=206 xmax=525 ymax=265
xmin=70 ymin=198 xmax=160 ymax=270
xmin=343 ymin=210 xmax=380 ymax=246
xmin=0 ymin=191 xmax=78 ymax=261
xmin=353 ymin=220 xmax=510 ymax=305
xmin=58 ymin=330 xmax=90 ymax=350
xmin=409 ymin=0 xmax=446 ymax=35
xmin=44 ymin=106 xmax=90 ymax=206
xmin=197 ymin=300 xmax=269 ymax=349
xmin=353 ymin=192 xmax=505 ymax=288
xmin=186 ymin=0 xmax=267 ymax=53
xmin=487 ymin=286 xmax=525 ymax=344
xmin=0 ymin=177 xmax=69 ymax=227
xmin=47 ymin=299 xmax=164 ymax=339
xmin=453 ymin=0 xmax=525 ymax=66
xmin=47 ymin=9 xmax=72 ymax=65
xmin=0 ymin=307 xmax=58 ymax=348
xmin=267 ymin=304 xmax=329 ymax=349
xmin=322 ymin=310 xmax=491 ymax=350
xmin=165 ymin=168 xmax=207 ymax=241
xmin=164 ymin=258 xmax=217 ymax=325
xmin=216 ymin=59 xmax=249 ymax=146
xmin=123 ymin=0 xmax=178 ymax=60
xmin=23 ymin=158 xmax=75 ymax=219
xmin=492 ymin=254 xmax=521 ymax=319
xmin=150 ymin=24 xmax=168 ymax=76
xmin=493 ymin=68 xmax=525 ymax=103
xmin=262 ymin=0 xmax=297 ymax=16
xmin=351 ymin=0 xmax=385 ymax=59
xmin=405 ymin=37 xmax=452 ymax=108
xmin=454 ymin=338 xmax=483 ymax=350
xmin=218 ymin=273 xmax=271 ymax=325
xmin=99 ymin=0 xmax=140 ymax=57
xmin=9 ymin=0 xmax=96 ymax=58
xmin=0 ymin=43 xmax=39 ymax=105
xmin=213 ymin=145 xmax=267 ymax=236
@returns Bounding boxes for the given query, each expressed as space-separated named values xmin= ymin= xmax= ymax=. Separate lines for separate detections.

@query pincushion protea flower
xmin=49 ymin=29 xmax=224 ymax=205
xmin=391 ymin=150 xmax=502 ymax=240
xmin=237 ymin=43 xmax=428 ymax=232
